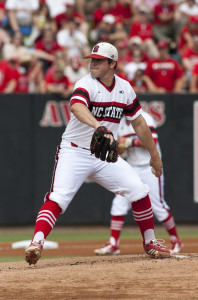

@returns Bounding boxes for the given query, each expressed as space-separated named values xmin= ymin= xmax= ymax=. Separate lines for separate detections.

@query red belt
xmin=71 ymin=142 xmax=90 ymax=151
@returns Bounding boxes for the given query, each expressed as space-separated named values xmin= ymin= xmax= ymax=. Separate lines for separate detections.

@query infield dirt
xmin=0 ymin=237 xmax=198 ymax=300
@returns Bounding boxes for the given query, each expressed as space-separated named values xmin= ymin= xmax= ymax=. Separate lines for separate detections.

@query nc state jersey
xmin=62 ymin=73 xmax=142 ymax=148
xmin=118 ymin=111 xmax=161 ymax=165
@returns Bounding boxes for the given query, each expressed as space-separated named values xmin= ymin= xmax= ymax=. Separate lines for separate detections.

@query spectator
xmin=128 ymin=36 xmax=149 ymax=63
xmin=115 ymin=39 xmax=133 ymax=66
xmin=177 ymin=16 xmax=198 ymax=55
xmin=176 ymin=0 xmax=198 ymax=27
xmin=124 ymin=48 xmax=148 ymax=81
xmin=145 ymin=40 xmax=183 ymax=93
xmin=64 ymin=55 xmax=88 ymax=84
xmin=182 ymin=35 xmax=198 ymax=82
xmin=111 ymin=0 xmax=133 ymax=30
xmin=0 ymin=0 xmax=11 ymax=45
xmin=45 ymin=60 xmax=73 ymax=98
xmin=7 ymin=55 xmax=46 ymax=93
xmin=56 ymin=19 xmax=90 ymax=58
xmin=28 ymin=58 xmax=46 ymax=93
xmin=75 ymin=0 xmax=85 ymax=17
xmin=130 ymin=69 xmax=166 ymax=93
xmin=23 ymin=3 xmax=57 ymax=47
xmin=0 ymin=59 xmax=16 ymax=93
xmin=96 ymin=14 xmax=127 ymax=44
xmin=90 ymin=0 xmax=115 ymax=42
xmin=129 ymin=6 xmax=159 ymax=58
xmin=44 ymin=0 xmax=68 ymax=19
xmin=2 ymin=30 xmax=55 ymax=68
xmin=153 ymin=0 xmax=179 ymax=43
xmin=2 ymin=31 xmax=32 ymax=62
xmin=54 ymin=0 xmax=89 ymax=37
xmin=92 ymin=0 xmax=113 ymax=29
xmin=6 ymin=0 xmax=40 ymax=35
xmin=10 ymin=58 xmax=30 ymax=93
xmin=35 ymin=28 xmax=63 ymax=72
xmin=133 ymin=0 xmax=161 ymax=15
xmin=189 ymin=62 xmax=198 ymax=92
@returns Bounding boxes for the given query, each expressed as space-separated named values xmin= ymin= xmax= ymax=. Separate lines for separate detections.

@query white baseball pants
xmin=46 ymin=139 xmax=149 ymax=213
xmin=110 ymin=164 xmax=170 ymax=222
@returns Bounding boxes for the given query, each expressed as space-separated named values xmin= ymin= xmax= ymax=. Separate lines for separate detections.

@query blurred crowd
xmin=1 ymin=0 xmax=198 ymax=96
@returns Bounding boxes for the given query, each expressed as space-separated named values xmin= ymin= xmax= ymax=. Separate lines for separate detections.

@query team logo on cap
xmin=93 ymin=45 xmax=99 ymax=53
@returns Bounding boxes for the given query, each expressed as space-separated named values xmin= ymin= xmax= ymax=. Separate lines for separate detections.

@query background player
xmin=25 ymin=42 xmax=170 ymax=265
xmin=95 ymin=111 xmax=183 ymax=256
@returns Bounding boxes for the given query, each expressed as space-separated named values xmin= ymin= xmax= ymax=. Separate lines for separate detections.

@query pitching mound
xmin=1 ymin=253 xmax=198 ymax=300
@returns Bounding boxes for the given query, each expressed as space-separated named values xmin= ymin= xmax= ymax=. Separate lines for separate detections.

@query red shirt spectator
xmin=35 ymin=29 xmax=62 ymax=56
xmin=130 ymin=78 xmax=148 ymax=93
xmin=145 ymin=41 xmax=182 ymax=92
xmin=190 ymin=63 xmax=198 ymax=91
xmin=182 ymin=47 xmax=198 ymax=68
xmin=129 ymin=21 xmax=153 ymax=41
xmin=0 ymin=60 xmax=16 ymax=92
xmin=177 ymin=17 xmax=198 ymax=54
xmin=45 ymin=68 xmax=70 ymax=89
xmin=130 ymin=6 xmax=153 ymax=41
xmin=93 ymin=0 xmax=114 ymax=28
xmin=13 ymin=68 xmax=29 ymax=93
xmin=0 ymin=1 xmax=5 ymax=26
xmin=111 ymin=0 xmax=133 ymax=24
xmin=145 ymin=58 xmax=182 ymax=91
xmin=45 ymin=61 xmax=73 ymax=97
xmin=153 ymin=1 xmax=176 ymax=25
xmin=55 ymin=3 xmax=85 ymax=30
xmin=128 ymin=36 xmax=149 ymax=62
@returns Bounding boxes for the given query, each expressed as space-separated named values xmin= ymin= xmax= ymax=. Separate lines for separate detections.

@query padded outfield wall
xmin=0 ymin=93 xmax=198 ymax=225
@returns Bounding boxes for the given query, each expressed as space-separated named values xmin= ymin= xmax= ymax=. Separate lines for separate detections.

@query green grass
xmin=0 ymin=225 xmax=197 ymax=263
xmin=0 ymin=257 xmax=25 ymax=263
xmin=0 ymin=227 xmax=197 ymax=243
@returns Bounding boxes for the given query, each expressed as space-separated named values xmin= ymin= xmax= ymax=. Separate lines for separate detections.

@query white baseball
xmin=151 ymin=167 xmax=156 ymax=175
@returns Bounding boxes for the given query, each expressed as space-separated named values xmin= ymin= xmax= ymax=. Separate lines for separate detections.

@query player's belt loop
xmin=71 ymin=142 xmax=90 ymax=151
xmin=71 ymin=142 xmax=78 ymax=148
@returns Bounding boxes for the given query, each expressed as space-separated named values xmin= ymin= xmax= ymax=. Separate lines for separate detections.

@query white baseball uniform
xmin=110 ymin=111 xmax=170 ymax=222
xmin=45 ymin=74 xmax=149 ymax=213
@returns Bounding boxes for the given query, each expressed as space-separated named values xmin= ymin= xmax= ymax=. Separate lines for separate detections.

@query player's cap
xmin=84 ymin=42 xmax=118 ymax=61
xmin=102 ymin=14 xmax=116 ymax=24
xmin=157 ymin=40 xmax=169 ymax=49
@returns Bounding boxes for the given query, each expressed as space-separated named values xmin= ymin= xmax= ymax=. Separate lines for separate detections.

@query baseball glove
xmin=90 ymin=126 xmax=118 ymax=162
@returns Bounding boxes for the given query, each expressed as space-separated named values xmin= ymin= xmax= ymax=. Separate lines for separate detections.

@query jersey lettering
xmin=90 ymin=105 xmax=123 ymax=121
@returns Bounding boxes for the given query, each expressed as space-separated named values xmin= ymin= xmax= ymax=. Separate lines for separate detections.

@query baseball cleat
xmin=144 ymin=239 xmax=171 ymax=259
xmin=94 ymin=242 xmax=120 ymax=255
xmin=170 ymin=240 xmax=184 ymax=254
xmin=25 ymin=241 xmax=43 ymax=265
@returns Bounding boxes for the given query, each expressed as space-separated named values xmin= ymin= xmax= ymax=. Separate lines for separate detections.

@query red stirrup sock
xmin=110 ymin=215 xmax=125 ymax=247
xmin=132 ymin=195 xmax=155 ymax=244
xmin=32 ymin=200 xmax=61 ymax=242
